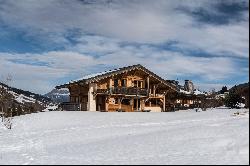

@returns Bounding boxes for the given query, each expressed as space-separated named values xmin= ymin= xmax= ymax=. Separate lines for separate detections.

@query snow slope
xmin=0 ymin=109 xmax=249 ymax=165
xmin=8 ymin=91 xmax=36 ymax=104
xmin=44 ymin=88 xmax=69 ymax=103
xmin=0 ymin=83 xmax=52 ymax=105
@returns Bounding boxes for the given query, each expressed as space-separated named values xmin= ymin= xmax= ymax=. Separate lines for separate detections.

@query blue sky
xmin=0 ymin=0 xmax=249 ymax=94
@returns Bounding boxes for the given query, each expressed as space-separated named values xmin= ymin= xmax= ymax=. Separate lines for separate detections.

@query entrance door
xmin=96 ymin=96 xmax=106 ymax=111
xmin=133 ymin=98 xmax=141 ymax=112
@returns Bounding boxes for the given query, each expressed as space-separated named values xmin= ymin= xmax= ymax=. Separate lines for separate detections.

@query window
xmin=98 ymin=97 xmax=103 ymax=104
xmin=133 ymin=80 xmax=138 ymax=87
xmin=114 ymin=79 xmax=119 ymax=87
xmin=121 ymin=79 xmax=127 ymax=87
xmin=133 ymin=80 xmax=142 ymax=88
xmin=75 ymin=97 xmax=79 ymax=103
xmin=81 ymin=97 xmax=87 ymax=103
xmin=121 ymin=99 xmax=130 ymax=105
xmin=145 ymin=81 xmax=148 ymax=89
xmin=138 ymin=81 xmax=142 ymax=88
xmin=115 ymin=98 xmax=119 ymax=104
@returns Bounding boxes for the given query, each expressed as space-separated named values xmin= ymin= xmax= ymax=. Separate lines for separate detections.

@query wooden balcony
xmin=96 ymin=87 xmax=148 ymax=96
xmin=59 ymin=102 xmax=87 ymax=111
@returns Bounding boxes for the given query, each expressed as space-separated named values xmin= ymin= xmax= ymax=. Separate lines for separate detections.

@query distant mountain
xmin=44 ymin=88 xmax=69 ymax=103
xmin=229 ymin=82 xmax=249 ymax=99
xmin=0 ymin=82 xmax=55 ymax=117
xmin=0 ymin=82 xmax=52 ymax=104
xmin=230 ymin=82 xmax=249 ymax=92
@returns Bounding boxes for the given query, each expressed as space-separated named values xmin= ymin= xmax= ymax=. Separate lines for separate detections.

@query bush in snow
xmin=3 ymin=117 xmax=12 ymax=129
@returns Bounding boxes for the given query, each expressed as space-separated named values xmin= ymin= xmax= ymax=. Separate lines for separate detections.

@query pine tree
xmin=220 ymin=86 xmax=228 ymax=94
xmin=224 ymin=90 xmax=243 ymax=108
xmin=17 ymin=105 xmax=23 ymax=116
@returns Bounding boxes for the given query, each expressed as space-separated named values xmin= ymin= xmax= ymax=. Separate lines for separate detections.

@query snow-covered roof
xmin=179 ymin=89 xmax=192 ymax=94
xmin=179 ymin=89 xmax=205 ymax=96
xmin=194 ymin=89 xmax=205 ymax=95
xmin=70 ymin=69 xmax=119 ymax=83
xmin=216 ymin=93 xmax=227 ymax=99
xmin=56 ymin=64 xmax=177 ymax=91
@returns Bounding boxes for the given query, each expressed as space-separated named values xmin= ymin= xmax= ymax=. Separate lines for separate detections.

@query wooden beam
xmin=118 ymin=98 xmax=122 ymax=110
xmin=105 ymin=96 xmax=109 ymax=111
xmin=147 ymin=76 xmax=150 ymax=95
xmin=153 ymin=85 xmax=156 ymax=97
xmin=163 ymin=95 xmax=166 ymax=112
xmin=136 ymin=99 xmax=138 ymax=111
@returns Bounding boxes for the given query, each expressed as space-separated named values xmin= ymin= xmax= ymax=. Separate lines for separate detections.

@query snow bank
xmin=43 ymin=105 xmax=58 ymax=112
xmin=0 ymin=108 xmax=249 ymax=165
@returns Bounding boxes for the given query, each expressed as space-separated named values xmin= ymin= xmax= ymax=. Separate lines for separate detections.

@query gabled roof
xmin=56 ymin=64 xmax=177 ymax=91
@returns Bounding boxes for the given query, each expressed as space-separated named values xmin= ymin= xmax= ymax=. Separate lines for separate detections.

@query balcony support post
xmin=163 ymin=95 xmax=166 ymax=112
xmin=88 ymin=83 xmax=97 ymax=111
xmin=153 ymin=85 xmax=156 ymax=97
xmin=147 ymin=76 xmax=150 ymax=96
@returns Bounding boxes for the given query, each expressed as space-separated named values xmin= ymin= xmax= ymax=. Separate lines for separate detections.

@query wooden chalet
xmin=170 ymin=80 xmax=206 ymax=110
xmin=56 ymin=64 xmax=178 ymax=112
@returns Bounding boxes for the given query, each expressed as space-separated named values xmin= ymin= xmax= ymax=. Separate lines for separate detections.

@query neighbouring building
xmin=56 ymin=64 xmax=178 ymax=112
xmin=174 ymin=80 xmax=206 ymax=109
xmin=184 ymin=80 xmax=194 ymax=93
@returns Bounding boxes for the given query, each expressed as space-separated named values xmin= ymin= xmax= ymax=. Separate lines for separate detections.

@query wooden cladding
xmin=108 ymin=103 xmax=133 ymax=112
xmin=96 ymin=87 xmax=148 ymax=96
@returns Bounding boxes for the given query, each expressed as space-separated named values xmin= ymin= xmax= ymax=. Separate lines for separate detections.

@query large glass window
xmin=145 ymin=81 xmax=148 ymax=89
xmin=133 ymin=80 xmax=142 ymax=88
xmin=138 ymin=81 xmax=142 ymax=88
xmin=133 ymin=80 xmax=138 ymax=87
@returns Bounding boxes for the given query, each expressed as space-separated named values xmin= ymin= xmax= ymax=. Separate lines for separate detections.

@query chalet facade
xmin=56 ymin=64 xmax=178 ymax=112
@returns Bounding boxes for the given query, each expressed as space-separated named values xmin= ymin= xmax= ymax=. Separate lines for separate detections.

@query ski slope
xmin=0 ymin=108 xmax=249 ymax=165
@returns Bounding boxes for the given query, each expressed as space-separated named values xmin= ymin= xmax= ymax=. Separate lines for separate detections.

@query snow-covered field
xmin=0 ymin=108 xmax=249 ymax=165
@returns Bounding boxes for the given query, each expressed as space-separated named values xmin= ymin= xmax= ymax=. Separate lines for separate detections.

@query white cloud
xmin=0 ymin=51 xmax=96 ymax=93
xmin=0 ymin=45 xmax=241 ymax=93
xmin=94 ymin=47 xmax=237 ymax=81
xmin=0 ymin=0 xmax=248 ymax=93
xmin=0 ymin=0 xmax=248 ymax=58
xmin=0 ymin=55 xmax=68 ymax=93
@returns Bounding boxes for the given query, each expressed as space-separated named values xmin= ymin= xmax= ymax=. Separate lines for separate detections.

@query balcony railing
xmin=59 ymin=102 xmax=87 ymax=111
xmin=96 ymin=87 xmax=148 ymax=96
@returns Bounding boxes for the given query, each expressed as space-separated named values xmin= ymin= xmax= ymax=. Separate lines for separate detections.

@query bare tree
xmin=0 ymin=75 xmax=14 ymax=129
xmin=0 ymin=84 xmax=12 ymax=122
